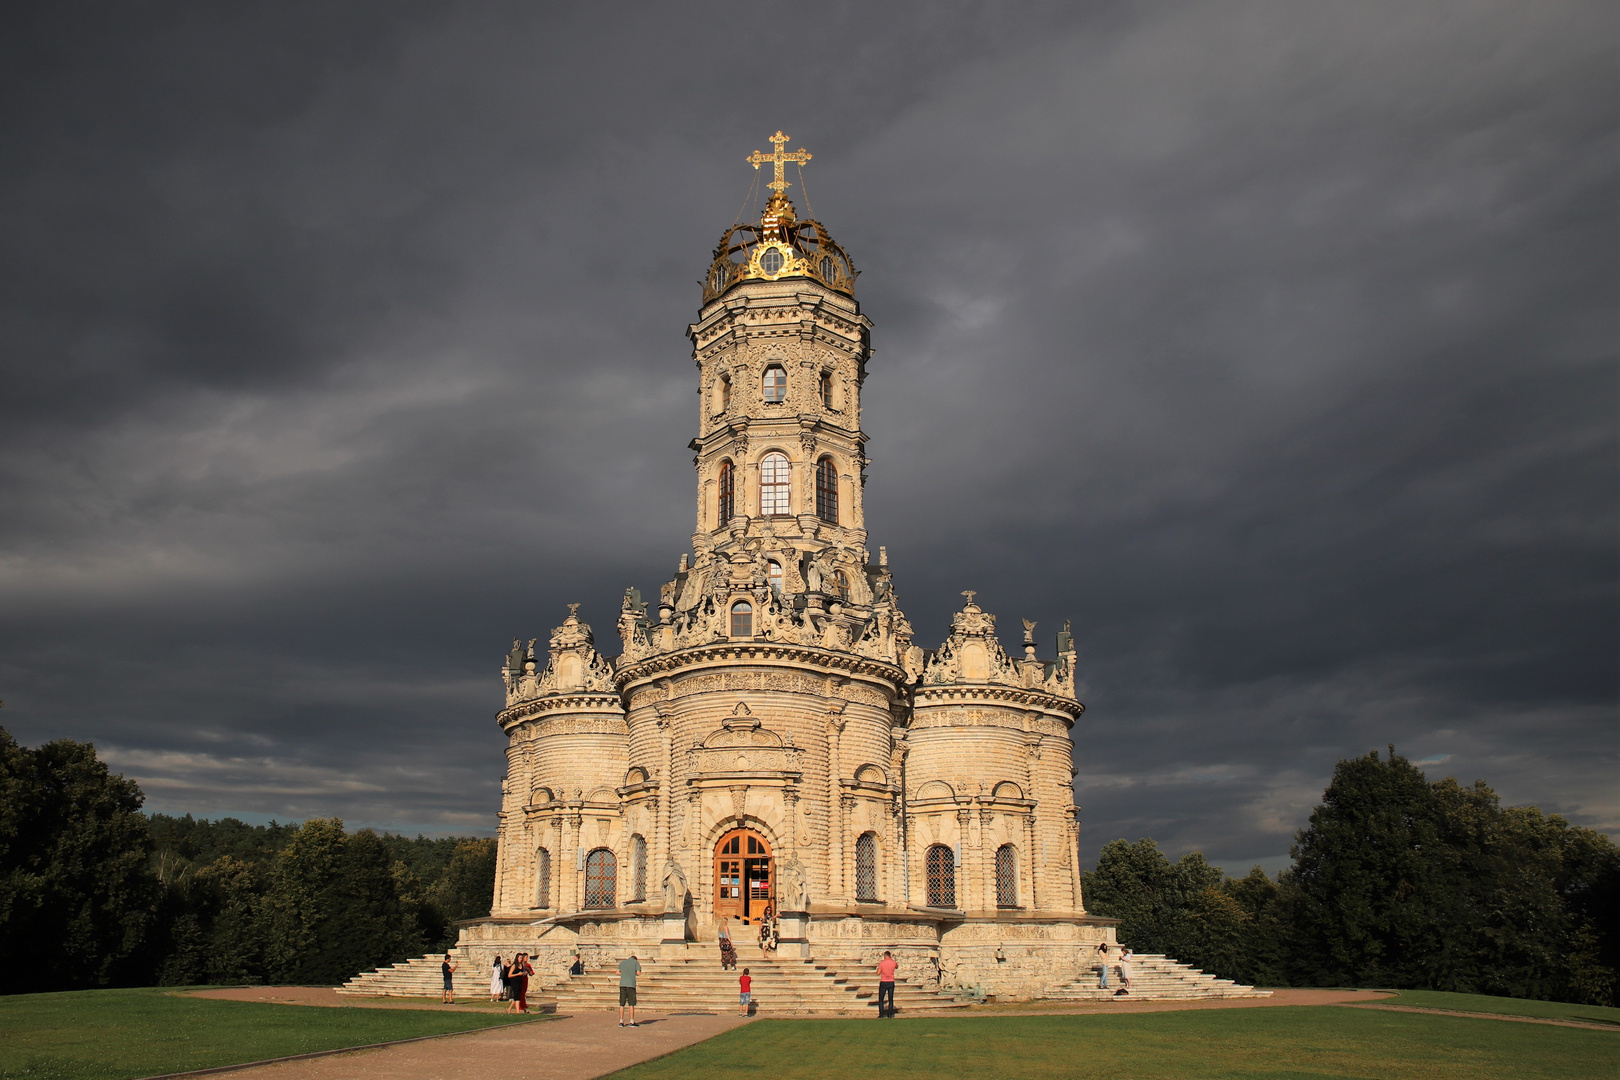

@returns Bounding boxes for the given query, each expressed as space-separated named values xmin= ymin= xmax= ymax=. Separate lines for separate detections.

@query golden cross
xmin=746 ymin=131 xmax=812 ymax=195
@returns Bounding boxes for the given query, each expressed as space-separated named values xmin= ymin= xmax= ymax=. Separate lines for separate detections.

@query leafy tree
xmin=0 ymin=727 xmax=157 ymax=992
xmin=430 ymin=838 xmax=498 ymax=924
xmin=264 ymin=819 xmax=419 ymax=985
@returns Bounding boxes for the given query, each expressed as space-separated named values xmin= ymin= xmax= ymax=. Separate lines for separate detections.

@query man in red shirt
xmin=739 ymin=967 xmax=752 ymax=1015
xmin=876 ymin=951 xmax=898 ymax=1018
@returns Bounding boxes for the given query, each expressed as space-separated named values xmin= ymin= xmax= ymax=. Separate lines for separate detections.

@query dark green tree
xmin=429 ymin=838 xmax=497 ymax=923
xmin=0 ymin=727 xmax=157 ymax=992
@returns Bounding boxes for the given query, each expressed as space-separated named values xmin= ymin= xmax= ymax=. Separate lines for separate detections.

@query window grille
xmin=815 ymin=458 xmax=838 ymax=524
xmin=584 ymin=849 xmax=616 ymax=909
xmin=731 ymin=601 xmax=753 ymax=638
xmin=717 ymin=461 xmax=734 ymax=524
xmin=760 ymin=452 xmax=791 ymax=515
xmin=535 ymin=848 xmax=551 ymax=909
xmin=855 ymin=833 xmax=878 ymax=901
xmin=926 ymin=845 xmax=956 ymax=908
xmin=631 ymin=834 xmax=647 ymax=902
xmin=996 ymin=844 xmax=1018 ymax=908
xmin=762 ymin=365 xmax=787 ymax=403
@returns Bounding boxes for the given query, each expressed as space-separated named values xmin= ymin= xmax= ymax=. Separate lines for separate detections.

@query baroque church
xmin=387 ymin=135 xmax=1135 ymax=999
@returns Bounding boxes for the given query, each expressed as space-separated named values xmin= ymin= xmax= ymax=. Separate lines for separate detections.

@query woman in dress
xmin=489 ymin=955 xmax=505 ymax=1003
xmin=506 ymin=953 xmax=534 ymax=1013
xmin=718 ymin=917 xmax=737 ymax=970
xmin=758 ymin=904 xmax=777 ymax=958
xmin=1117 ymin=948 xmax=1134 ymax=996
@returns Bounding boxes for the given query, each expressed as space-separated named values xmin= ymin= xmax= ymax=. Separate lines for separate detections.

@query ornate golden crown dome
xmin=703 ymin=132 xmax=857 ymax=303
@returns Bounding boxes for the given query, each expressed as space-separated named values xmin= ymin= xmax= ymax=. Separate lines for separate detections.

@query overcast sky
xmin=1 ymin=0 xmax=1613 ymax=873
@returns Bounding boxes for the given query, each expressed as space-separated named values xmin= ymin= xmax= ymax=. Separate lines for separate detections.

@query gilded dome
xmin=703 ymin=133 xmax=857 ymax=303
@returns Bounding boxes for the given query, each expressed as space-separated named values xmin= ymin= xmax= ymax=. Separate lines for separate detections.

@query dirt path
xmin=1336 ymin=1002 xmax=1620 ymax=1032
xmin=971 ymin=987 xmax=1392 ymax=1015
xmin=174 ymin=1006 xmax=752 ymax=1080
xmin=188 ymin=986 xmax=542 ymax=1013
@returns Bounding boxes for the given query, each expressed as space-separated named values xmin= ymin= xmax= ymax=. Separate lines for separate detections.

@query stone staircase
xmin=341 ymin=945 xmax=965 ymax=1015
xmin=541 ymin=953 xmax=967 ymax=1016
xmin=1042 ymin=953 xmax=1270 ymax=1001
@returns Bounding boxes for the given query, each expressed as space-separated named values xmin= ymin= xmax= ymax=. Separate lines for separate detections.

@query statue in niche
xmin=804 ymin=555 xmax=823 ymax=593
xmin=662 ymin=857 xmax=691 ymax=914
xmin=777 ymin=853 xmax=810 ymax=912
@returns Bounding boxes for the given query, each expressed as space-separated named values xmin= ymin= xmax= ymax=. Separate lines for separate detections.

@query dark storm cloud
xmin=0 ymin=1 xmax=1612 ymax=868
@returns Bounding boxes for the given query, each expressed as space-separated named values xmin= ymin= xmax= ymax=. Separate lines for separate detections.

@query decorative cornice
xmin=616 ymin=642 xmax=905 ymax=696
xmin=911 ymin=684 xmax=1082 ymax=721
xmin=498 ymin=692 xmax=626 ymax=728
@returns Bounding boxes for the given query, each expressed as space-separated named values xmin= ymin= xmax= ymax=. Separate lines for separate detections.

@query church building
xmin=463 ymin=134 xmax=1114 ymax=997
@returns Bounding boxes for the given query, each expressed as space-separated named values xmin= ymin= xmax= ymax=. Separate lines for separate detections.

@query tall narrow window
xmin=760 ymin=452 xmax=790 ymax=515
xmin=767 ymin=560 xmax=783 ymax=593
xmin=535 ymin=847 xmax=551 ymax=909
xmin=717 ymin=460 xmax=734 ymax=524
xmin=631 ymin=834 xmax=647 ymax=902
xmin=720 ymin=374 xmax=732 ymax=412
xmin=730 ymin=601 xmax=753 ymax=638
xmin=855 ymin=833 xmax=878 ymax=901
xmin=815 ymin=457 xmax=838 ymax=524
xmin=762 ymin=365 xmax=787 ymax=403
xmin=995 ymin=844 xmax=1018 ymax=908
xmin=926 ymin=845 xmax=956 ymax=908
xmin=584 ymin=849 xmax=616 ymax=909
xmin=819 ymin=371 xmax=833 ymax=408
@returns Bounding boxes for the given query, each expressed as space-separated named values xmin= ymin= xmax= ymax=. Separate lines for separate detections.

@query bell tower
xmin=687 ymin=131 xmax=872 ymax=561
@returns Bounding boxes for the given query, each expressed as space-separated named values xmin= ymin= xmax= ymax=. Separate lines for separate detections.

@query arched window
xmin=819 ymin=371 xmax=833 ymax=408
xmin=926 ymin=845 xmax=956 ymax=908
xmin=717 ymin=460 xmax=734 ymax=524
xmin=730 ymin=601 xmax=753 ymax=638
xmin=996 ymin=844 xmax=1018 ymax=908
xmin=760 ymin=452 xmax=791 ymax=515
xmin=584 ymin=848 xmax=616 ymax=909
xmin=762 ymin=365 xmax=787 ymax=403
xmin=631 ymin=834 xmax=648 ymax=902
xmin=767 ymin=560 xmax=783 ymax=593
xmin=834 ymin=570 xmax=850 ymax=602
xmin=720 ymin=374 xmax=732 ymax=412
xmin=855 ymin=833 xmax=878 ymax=902
xmin=819 ymin=254 xmax=838 ymax=283
xmin=815 ymin=457 xmax=838 ymax=524
xmin=535 ymin=847 xmax=551 ymax=909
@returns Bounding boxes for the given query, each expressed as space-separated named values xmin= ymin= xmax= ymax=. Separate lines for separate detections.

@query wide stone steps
xmin=1043 ymin=954 xmax=1270 ymax=1001
xmin=552 ymin=957 xmax=966 ymax=1015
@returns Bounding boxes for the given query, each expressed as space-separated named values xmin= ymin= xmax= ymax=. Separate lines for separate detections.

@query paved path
xmin=189 ymin=986 xmax=544 ymax=1013
xmin=198 ymin=1007 xmax=751 ymax=1080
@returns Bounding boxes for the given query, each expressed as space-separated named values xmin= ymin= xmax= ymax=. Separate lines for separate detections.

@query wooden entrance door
xmin=714 ymin=828 xmax=773 ymax=925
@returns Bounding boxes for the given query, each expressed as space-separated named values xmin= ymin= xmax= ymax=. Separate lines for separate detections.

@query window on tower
xmin=815 ymin=457 xmax=838 ymax=524
xmin=819 ymin=371 xmax=833 ymax=408
xmin=760 ymin=452 xmax=790 ymax=515
xmin=762 ymin=365 xmax=787 ymax=403
xmin=767 ymin=560 xmax=783 ymax=593
xmin=717 ymin=460 xmax=735 ymax=524
xmin=730 ymin=601 xmax=753 ymax=638
xmin=720 ymin=374 xmax=731 ymax=412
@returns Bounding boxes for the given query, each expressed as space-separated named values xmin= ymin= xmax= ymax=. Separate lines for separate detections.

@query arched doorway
xmin=713 ymin=827 xmax=773 ymax=925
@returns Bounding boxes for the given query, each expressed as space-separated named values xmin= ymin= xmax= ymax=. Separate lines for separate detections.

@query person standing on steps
xmin=876 ymin=951 xmax=898 ymax=1018
xmin=1095 ymin=943 xmax=1111 ymax=991
xmin=738 ymin=967 xmax=752 ymax=1015
xmin=718 ymin=918 xmax=737 ymax=970
xmin=489 ymin=955 xmax=504 ymax=1003
xmin=1116 ymin=948 xmax=1133 ymax=996
xmin=440 ymin=953 xmax=457 ymax=1004
xmin=569 ymin=951 xmax=585 ymax=976
xmin=618 ymin=953 xmax=642 ymax=1027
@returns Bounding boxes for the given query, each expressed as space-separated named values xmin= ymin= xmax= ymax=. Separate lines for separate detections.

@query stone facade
xmin=469 ymin=137 xmax=1114 ymax=999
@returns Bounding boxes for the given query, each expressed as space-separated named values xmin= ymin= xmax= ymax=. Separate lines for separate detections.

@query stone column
xmin=904 ymin=813 xmax=918 ymax=906
xmin=978 ymin=807 xmax=996 ymax=910
xmin=566 ymin=813 xmax=583 ymax=911
xmin=956 ymin=806 xmax=974 ymax=910
xmin=827 ymin=712 xmax=847 ymax=899
xmin=840 ymin=794 xmax=858 ymax=900
xmin=1024 ymin=811 xmax=1039 ymax=911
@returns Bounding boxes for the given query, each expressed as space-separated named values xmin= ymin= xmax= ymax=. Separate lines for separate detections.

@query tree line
xmin=1083 ymin=748 xmax=1618 ymax=1005
xmin=0 ymin=727 xmax=496 ymax=993
xmin=3 ymin=727 xmax=1615 ymax=1003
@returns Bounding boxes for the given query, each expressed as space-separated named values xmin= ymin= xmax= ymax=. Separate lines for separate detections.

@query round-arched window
xmin=819 ymin=254 xmax=837 ymax=282
xmin=815 ymin=457 xmax=838 ymax=524
xmin=762 ymin=365 xmax=787 ymax=403
xmin=767 ymin=560 xmax=783 ymax=592
xmin=760 ymin=246 xmax=785 ymax=274
xmin=713 ymin=263 xmax=729 ymax=292
xmin=731 ymin=601 xmax=753 ymax=638
xmin=717 ymin=460 xmax=735 ymax=524
xmin=760 ymin=452 xmax=790 ymax=515
xmin=584 ymin=848 xmax=616 ymax=909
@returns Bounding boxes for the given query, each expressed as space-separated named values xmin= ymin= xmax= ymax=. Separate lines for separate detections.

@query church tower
xmin=476 ymin=134 xmax=1107 ymax=999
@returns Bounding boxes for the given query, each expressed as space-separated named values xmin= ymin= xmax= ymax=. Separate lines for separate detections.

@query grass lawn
xmin=607 ymin=1006 xmax=1617 ymax=1080
xmin=1377 ymin=989 xmax=1620 ymax=1028
xmin=0 ymin=987 xmax=539 ymax=1080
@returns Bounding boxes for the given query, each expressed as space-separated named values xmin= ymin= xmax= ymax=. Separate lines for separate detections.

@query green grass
xmin=607 ymin=1007 xmax=1617 ymax=1080
xmin=1377 ymin=989 xmax=1620 ymax=1027
xmin=0 ymin=987 xmax=539 ymax=1080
